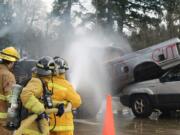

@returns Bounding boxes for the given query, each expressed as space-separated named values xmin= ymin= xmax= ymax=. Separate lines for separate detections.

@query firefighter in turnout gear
xmin=50 ymin=57 xmax=81 ymax=135
xmin=0 ymin=46 xmax=20 ymax=135
xmin=20 ymin=56 xmax=65 ymax=135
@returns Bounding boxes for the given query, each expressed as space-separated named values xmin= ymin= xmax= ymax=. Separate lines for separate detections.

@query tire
xmin=130 ymin=95 xmax=152 ymax=118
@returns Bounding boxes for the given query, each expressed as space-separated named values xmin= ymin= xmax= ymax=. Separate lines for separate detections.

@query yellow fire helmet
xmin=0 ymin=46 xmax=20 ymax=62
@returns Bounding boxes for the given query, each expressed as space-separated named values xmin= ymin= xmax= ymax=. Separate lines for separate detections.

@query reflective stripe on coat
xmin=47 ymin=74 xmax=81 ymax=132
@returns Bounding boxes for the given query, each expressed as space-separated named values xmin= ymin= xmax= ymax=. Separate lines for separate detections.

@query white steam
xmin=61 ymin=30 xmax=132 ymax=117
xmin=0 ymin=0 xmax=132 ymax=116
xmin=66 ymin=36 xmax=107 ymax=90
xmin=64 ymin=30 xmax=131 ymax=94
xmin=0 ymin=0 xmax=52 ymax=38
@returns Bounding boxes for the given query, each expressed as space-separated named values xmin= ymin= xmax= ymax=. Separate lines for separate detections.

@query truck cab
xmin=105 ymin=37 xmax=180 ymax=94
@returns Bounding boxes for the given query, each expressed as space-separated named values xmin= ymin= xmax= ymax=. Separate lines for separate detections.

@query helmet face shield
xmin=33 ymin=56 xmax=55 ymax=76
xmin=53 ymin=57 xmax=69 ymax=74
xmin=32 ymin=67 xmax=52 ymax=76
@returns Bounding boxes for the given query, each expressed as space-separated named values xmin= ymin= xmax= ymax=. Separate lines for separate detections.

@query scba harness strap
xmin=6 ymin=78 xmax=53 ymax=130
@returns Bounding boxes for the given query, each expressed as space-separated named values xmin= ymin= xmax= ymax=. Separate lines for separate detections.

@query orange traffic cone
xmin=102 ymin=95 xmax=115 ymax=135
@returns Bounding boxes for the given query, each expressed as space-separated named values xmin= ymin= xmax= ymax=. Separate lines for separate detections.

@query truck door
xmin=157 ymin=67 xmax=180 ymax=106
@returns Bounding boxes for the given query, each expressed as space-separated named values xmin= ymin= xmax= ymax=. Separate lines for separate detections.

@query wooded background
xmin=0 ymin=0 xmax=180 ymax=57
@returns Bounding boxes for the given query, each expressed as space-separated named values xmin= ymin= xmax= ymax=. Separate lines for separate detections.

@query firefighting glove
xmin=56 ymin=103 xmax=64 ymax=117
xmin=36 ymin=112 xmax=48 ymax=121
xmin=39 ymin=118 xmax=49 ymax=135
xmin=24 ymin=96 xmax=45 ymax=114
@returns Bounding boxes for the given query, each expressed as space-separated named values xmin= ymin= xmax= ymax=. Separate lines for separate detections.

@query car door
xmin=156 ymin=68 xmax=180 ymax=105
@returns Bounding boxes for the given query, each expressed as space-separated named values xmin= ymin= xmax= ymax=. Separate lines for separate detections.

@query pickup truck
xmin=105 ymin=37 xmax=180 ymax=94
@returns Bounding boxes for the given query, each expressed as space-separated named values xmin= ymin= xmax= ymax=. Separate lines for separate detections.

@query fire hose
xmin=14 ymin=102 xmax=72 ymax=135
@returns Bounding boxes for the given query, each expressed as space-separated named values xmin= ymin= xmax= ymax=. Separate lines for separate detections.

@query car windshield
xmin=160 ymin=65 xmax=180 ymax=82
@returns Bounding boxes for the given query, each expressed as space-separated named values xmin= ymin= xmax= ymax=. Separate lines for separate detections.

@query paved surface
xmin=74 ymin=111 xmax=180 ymax=135
xmin=74 ymin=97 xmax=180 ymax=135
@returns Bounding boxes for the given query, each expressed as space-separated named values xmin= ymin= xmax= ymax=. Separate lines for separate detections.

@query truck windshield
xmin=176 ymin=43 xmax=180 ymax=55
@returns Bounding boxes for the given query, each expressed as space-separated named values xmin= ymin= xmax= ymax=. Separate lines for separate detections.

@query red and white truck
xmin=105 ymin=37 xmax=180 ymax=93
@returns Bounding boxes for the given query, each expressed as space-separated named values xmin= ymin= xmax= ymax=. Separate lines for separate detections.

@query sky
xmin=41 ymin=0 xmax=53 ymax=12
xmin=41 ymin=0 xmax=94 ymax=13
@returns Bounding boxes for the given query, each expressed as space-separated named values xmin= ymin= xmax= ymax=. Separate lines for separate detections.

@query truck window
xmin=176 ymin=43 xmax=180 ymax=55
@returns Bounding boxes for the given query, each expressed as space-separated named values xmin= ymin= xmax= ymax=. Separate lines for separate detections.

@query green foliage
xmin=162 ymin=0 xmax=180 ymax=38
xmin=52 ymin=0 xmax=67 ymax=17
xmin=92 ymin=0 xmax=163 ymax=33
xmin=129 ymin=0 xmax=180 ymax=50
xmin=0 ymin=0 xmax=180 ymax=52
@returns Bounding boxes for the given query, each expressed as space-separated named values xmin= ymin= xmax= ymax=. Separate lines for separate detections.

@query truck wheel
xmin=131 ymin=95 xmax=152 ymax=118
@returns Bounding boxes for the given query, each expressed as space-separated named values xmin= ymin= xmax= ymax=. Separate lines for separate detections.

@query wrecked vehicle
xmin=120 ymin=65 xmax=180 ymax=118
xmin=105 ymin=37 xmax=180 ymax=94
xmin=105 ymin=37 xmax=180 ymax=117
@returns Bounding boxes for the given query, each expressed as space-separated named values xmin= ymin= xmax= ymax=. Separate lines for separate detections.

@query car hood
xmin=128 ymin=79 xmax=159 ymax=88
xmin=136 ymin=79 xmax=159 ymax=85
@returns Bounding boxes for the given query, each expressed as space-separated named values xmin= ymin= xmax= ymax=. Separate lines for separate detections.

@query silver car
xmin=120 ymin=65 xmax=180 ymax=118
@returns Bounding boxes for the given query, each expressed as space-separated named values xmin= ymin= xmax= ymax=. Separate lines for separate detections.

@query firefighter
xmin=20 ymin=56 xmax=64 ymax=135
xmin=49 ymin=57 xmax=81 ymax=135
xmin=0 ymin=46 xmax=20 ymax=135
